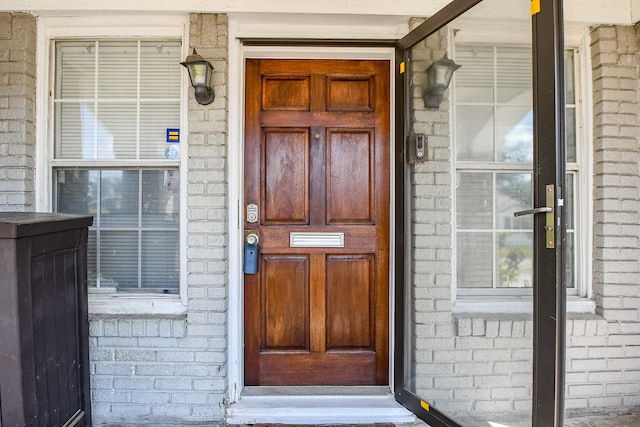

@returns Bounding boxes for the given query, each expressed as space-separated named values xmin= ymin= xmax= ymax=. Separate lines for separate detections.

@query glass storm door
xmin=393 ymin=0 xmax=566 ymax=425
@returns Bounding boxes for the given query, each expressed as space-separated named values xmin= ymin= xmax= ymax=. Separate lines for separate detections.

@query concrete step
xmin=226 ymin=389 xmax=416 ymax=425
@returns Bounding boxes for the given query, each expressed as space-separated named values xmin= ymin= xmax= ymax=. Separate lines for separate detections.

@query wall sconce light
xmin=423 ymin=54 xmax=461 ymax=109
xmin=181 ymin=48 xmax=215 ymax=105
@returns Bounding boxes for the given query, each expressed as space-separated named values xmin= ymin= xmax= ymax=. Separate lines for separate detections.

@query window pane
xmin=565 ymin=50 xmax=576 ymax=105
xmin=496 ymin=47 xmax=532 ymax=104
xmin=55 ymin=168 xmax=179 ymax=294
xmin=498 ymin=231 xmax=533 ymax=288
xmin=97 ymin=103 xmax=137 ymax=159
xmin=566 ymin=173 xmax=575 ymax=229
xmin=142 ymin=170 xmax=180 ymax=228
xmin=56 ymin=103 xmax=97 ymax=159
xmin=455 ymin=105 xmax=494 ymax=161
xmin=456 ymin=172 xmax=492 ymax=229
xmin=565 ymin=174 xmax=576 ymax=284
xmin=87 ymin=230 xmax=97 ymax=286
xmin=56 ymin=169 xmax=98 ymax=215
xmin=100 ymin=231 xmax=139 ymax=290
xmin=140 ymin=103 xmax=180 ymax=159
xmin=101 ymin=170 xmax=139 ymax=228
xmin=496 ymin=106 xmax=532 ymax=162
xmin=140 ymin=41 xmax=182 ymax=99
xmin=496 ymin=173 xmax=532 ymax=230
xmin=56 ymin=42 xmax=95 ymax=99
xmin=142 ymin=231 xmax=179 ymax=293
xmin=98 ymin=41 xmax=138 ymax=98
xmin=457 ymin=232 xmax=493 ymax=288
xmin=455 ymin=46 xmax=494 ymax=103
xmin=566 ymin=230 xmax=576 ymax=289
xmin=566 ymin=106 xmax=577 ymax=163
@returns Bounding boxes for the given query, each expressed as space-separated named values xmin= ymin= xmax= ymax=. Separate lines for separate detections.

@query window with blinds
xmin=53 ymin=40 xmax=182 ymax=294
xmin=454 ymin=45 xmax=578 ymax=295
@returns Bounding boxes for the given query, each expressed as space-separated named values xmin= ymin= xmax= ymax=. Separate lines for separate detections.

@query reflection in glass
xmin=498 ymin=231 xmax=533 ymax=288
xmin=455 ymin=105 xmax=494 ymax=161
xmin=457 ymin=233 xmax=493 ymax=288
xmin=496 ymin=173 xmax=532 ymax=230
xmin=456 ymin=172 xmax=492 ymax=229
xmin=100 ymin=170 xmax=139 ymax=228
xmin=497 ymin=106 xmax=533 ymax=163
xmin=55 ymin=168 xmax=179 ymax=293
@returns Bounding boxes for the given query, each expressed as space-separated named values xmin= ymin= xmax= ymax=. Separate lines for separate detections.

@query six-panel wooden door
xmin=244 ymin=59 xmax=390 ymax=386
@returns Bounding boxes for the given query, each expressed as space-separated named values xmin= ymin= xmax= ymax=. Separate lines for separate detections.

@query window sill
xmin=452 ymin=296 xmax=595 ymax=315
xmin=88 ymin=293 xmax=187 ymax=319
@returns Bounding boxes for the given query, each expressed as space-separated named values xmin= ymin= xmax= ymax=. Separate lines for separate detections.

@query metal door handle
xmin=513 ymin=184 xmax=555 ymax=249
xmin=246 ymin=233 xmax=259 ymax=245
xmin=513 ymin=207 xmax=552 ymax=217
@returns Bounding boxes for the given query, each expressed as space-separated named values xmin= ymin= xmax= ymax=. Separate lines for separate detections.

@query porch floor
xmin=95 ymin=409 xmax=640 ymax=426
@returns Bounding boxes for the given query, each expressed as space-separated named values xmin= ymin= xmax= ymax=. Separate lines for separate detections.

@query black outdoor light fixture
xmin=181 ymin=48 xmax=215 ymax=105
xmin=423 ymin=54 xmax=461 ymax=109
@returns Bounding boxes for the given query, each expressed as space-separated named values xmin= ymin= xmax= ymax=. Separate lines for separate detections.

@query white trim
xmin=9 ymin=0 xmax=640 ymax=26
xmin=35 ymin=14 xmax=191 ymax=314
xmin=578 ymin=27 xmax=594 ymax=300
xmin=88 ymin=294 xmax=187 ymax=316
xmin=226 ymin=14 xmax=398 ymax=406
xmin=453 ymin=297 xmax=596 ymax=315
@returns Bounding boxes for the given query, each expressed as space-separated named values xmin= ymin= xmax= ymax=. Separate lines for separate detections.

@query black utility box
xmin=0 ymin=213 xmax=93 ymax=427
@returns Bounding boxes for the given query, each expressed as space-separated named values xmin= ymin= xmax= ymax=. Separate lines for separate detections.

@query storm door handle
xmin=513 ymin=184 xmax=556 ymax=249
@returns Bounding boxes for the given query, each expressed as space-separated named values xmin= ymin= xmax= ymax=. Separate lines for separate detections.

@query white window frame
xmin=450 ymin=23 xmax=594 ymax=313
xmin=36 ymin=15 xmax=190 ymax=315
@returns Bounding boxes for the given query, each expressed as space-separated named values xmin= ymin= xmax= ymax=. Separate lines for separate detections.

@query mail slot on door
xmin=289 ymin=232 xmax=345 ymax=248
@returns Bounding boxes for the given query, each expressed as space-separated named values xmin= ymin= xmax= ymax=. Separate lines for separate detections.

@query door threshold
xmin=226 ymin=386 xmax=416 ymax=425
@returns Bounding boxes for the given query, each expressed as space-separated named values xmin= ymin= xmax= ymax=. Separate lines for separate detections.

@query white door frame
xmin=226 ymin=13 xmax=406 ymax=403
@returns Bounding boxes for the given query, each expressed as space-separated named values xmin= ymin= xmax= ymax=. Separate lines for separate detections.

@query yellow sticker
xmin=420 ymin=400 xmax=430 ymax=411
xmin=531 ymin=0 xmax=541 ymax=15
xmin=400 ymin=62 xmax=405 ymax=74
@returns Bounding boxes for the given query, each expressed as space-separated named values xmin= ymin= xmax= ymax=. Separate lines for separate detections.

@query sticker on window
xmin=166 ymin=128 xmax=180 ymax=143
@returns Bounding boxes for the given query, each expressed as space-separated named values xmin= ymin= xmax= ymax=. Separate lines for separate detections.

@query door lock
xmin=246 ymin=203 xmax=258 ymax=223
xmin=513 ymin=184 xmax=555 ymax=249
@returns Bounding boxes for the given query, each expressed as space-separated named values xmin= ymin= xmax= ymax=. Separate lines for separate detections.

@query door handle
xmin=513 ymin=184 xmax=555 ymax=249
xmin=246 ymin=233 xmax=259 ymax=245
xmin=513 ymin=207 xmax=552 ymax=217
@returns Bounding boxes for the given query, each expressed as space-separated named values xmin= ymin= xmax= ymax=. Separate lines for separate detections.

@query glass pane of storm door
xmin=404 ymin=0 xmax=534 ymax=424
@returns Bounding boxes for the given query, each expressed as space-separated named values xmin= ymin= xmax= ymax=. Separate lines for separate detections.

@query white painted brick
xmin=131 ymin=392 xmax=171 ymax=404
xmin=474 ymin=399 xmax=511 ymax=413
xmin=154 ymin=378 xmax=192 ymax=391
xmin=569 ymin=384 xmax=605 ymax=397
xmin=151 ymin=404 xmax=192 ymax=418
xmin=113 ymin=377 xmax=155 ymax=390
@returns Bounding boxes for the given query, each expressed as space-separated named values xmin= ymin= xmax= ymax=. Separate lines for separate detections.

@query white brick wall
xmin=578 ymin=24 xmax=640 ymax=415
xmin=0 ymin=13 xmax=36 ymax=211
xmin=87 ymin=14 xmax=230 ymax=425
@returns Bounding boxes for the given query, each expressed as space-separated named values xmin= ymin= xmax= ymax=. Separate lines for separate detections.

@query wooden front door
xmin=243 ymin=59 xmax=390 ymax=386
